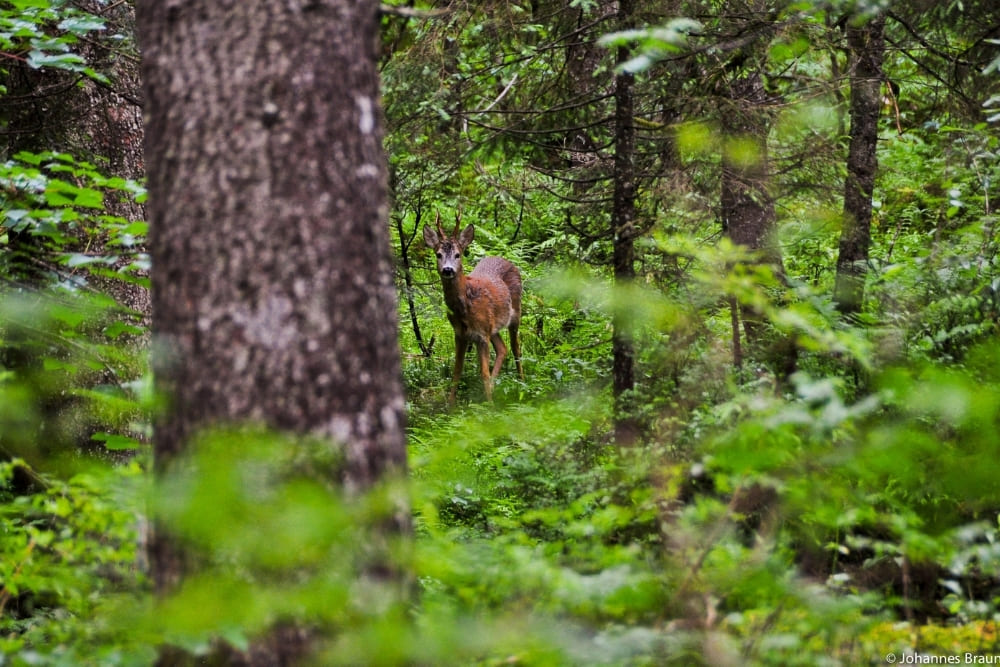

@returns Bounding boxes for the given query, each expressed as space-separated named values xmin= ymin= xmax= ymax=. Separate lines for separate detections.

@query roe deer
xmin=424 ymin=212 xmax=523 ymax=405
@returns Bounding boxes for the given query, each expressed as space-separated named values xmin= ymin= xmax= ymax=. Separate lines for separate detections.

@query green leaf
xmin=3 ymin=209 xmax=31 ymax=225
xmin=43 ymin=188 xmax=74 ymax=207
xmin=63 ymin=253 xmax=115 ymax=268
xmin=90 ymin=432 xmax=142 ymax=451
xmin=621 ymin=54 xmax=653 ymax=74
xmin=103 ymin=321 xmax=145 ymax=339
xmin=8 ymin=0 xmax=51 ymax=8
xmin=13 ymin=151 xmax=44 ymax=166
xmin=43 ymin=180 xmax=103 ymax=209
xmin=57 ymin=16 xmax=106 ymax=35
xmin=73 ymin=187 xmax=103 ymax=208
xmin=26 ymin=50 xmax=86 ymax=70
xmin=42 ymin=357 xmax=79 ymax=373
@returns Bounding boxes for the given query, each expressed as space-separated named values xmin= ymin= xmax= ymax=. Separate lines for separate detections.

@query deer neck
xmin=440 ymin=271 xmax=469 ymax=318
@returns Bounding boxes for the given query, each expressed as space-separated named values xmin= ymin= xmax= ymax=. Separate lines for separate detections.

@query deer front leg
xmin=476 ymin=338 xmax=493 ymax=401
xmin=489 ymin=332 xmax=508 ymax=379
xmin=449 ymin=332 xmax=467 ymax=406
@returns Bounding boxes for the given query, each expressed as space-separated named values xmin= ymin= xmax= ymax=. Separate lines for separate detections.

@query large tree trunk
xmin=138 ymin=0 xmax=408 ymax=660
xmin=611 ymin=0 xmax=638 ymax=445
xmin=833 ymin=13 xmax=886 ymax=316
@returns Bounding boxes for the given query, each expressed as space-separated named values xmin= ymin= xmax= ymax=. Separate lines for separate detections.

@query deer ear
xmin=423 ymin=224 xmax=439 ymax=248
xmin=458 ymin=224 xmax=475 ymax=248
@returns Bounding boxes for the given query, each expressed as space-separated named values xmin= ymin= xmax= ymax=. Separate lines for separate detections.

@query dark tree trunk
xmin=719 ymin=68 xmax=782 ymax=273
xmin=720 ymin=66 xmax=782 ymax=359
xmin=717 ymin=7 xmax=798 ymax=383
xmin=833 ymin=14 xmax=886 ymax=316
xmin=611 ymin=0 xmax=638 ymax=445
xmin=138 ymin=0 xmax=408 ymax=660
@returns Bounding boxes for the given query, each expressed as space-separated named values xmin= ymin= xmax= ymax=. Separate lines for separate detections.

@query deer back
xmin=463 ymin=257 xmax=519 ymax=337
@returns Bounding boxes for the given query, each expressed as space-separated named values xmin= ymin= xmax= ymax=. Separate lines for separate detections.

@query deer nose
xmin=441 ymin=267 xmax=456 ymax=277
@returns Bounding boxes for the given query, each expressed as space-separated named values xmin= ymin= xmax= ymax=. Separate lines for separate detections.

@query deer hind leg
xmin=489 ymin=332 xmax=508 ymax=379
xmin=509 ymin=292 xmax=524 ymax=380
xmin=476 ymin=338 xmax=493 ymax=401
xmin=508 ymin=322 xmax=523 ymax=380
xmin=449 ymin=332 xmax=467 ymax=406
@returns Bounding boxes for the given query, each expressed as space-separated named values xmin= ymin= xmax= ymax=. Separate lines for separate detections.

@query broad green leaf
xmin=26 ymin=50 xmax=85 ymax=70
xmin=90 ymin=432 xmax=142 ymax=450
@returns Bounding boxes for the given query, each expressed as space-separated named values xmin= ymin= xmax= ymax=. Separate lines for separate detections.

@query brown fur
xmin=424 ymin=215 xmax=523 ymax=405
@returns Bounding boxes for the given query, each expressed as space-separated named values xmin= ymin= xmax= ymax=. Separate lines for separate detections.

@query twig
xmin=476 ymin=73 xmax=518 ymax=115
xmin=379 ymin=3 xmax=449 ymax=19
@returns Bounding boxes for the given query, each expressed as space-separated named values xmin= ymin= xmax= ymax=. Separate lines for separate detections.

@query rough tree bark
xmin=719 ymin=58 xmax=770 ymax=365
xmin=611 ymin=0 xmax=638 ymax=445
xmin=717 ymin=0 xmax=784 ymax=282
xmin=833 ymin=13 xmax=886 ymax=316
xmin=715 ymin=4 xmax=800 ymax=383
xmin=710 ymin=0 xmax=789 ymax=376
xmin=719 ymin=66 xmax=781 ymax=271
xmin=75 ymin=2 xmax=149 ymax=322
xmin=719 ymin=65 xmax=785 ymax=358
xmin=138 ymin=0 xmax=408 ymax=661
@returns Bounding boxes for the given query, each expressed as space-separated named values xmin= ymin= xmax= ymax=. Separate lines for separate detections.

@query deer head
xmin=423 ymin=211 xmax=475 ymax=280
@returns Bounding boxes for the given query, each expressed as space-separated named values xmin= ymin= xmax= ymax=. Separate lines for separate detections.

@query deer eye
xmin=436 ymin=252 xmax=443 ymax=258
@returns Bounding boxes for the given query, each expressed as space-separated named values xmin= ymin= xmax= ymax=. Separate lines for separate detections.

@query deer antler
xmin=435 ymin=210 xmax=445 ymax=237
xmin=453 ymin=209 xmax=462 ymax=236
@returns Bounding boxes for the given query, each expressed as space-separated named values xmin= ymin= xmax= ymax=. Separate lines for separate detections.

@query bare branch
xmin=379 ymin=3 xmax=449 ymax=19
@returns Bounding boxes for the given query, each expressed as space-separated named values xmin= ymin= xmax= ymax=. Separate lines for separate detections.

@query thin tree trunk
xmin=730 ymin=296 xmax=743 ymax=371
xmin=833 ymin=13 xmax=886 ymax=316
xmin=720 ymin=66 xmax=782 ymax=353
xmin=719 ymin=65 xmax=783 ymax=270
xmin=716 ymin=5 xmax=798 ymax=384
xmin=612 ymin=0 xmax=638 ymax=445
xmin=396 ymin=210 xmax=433 ymax=357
